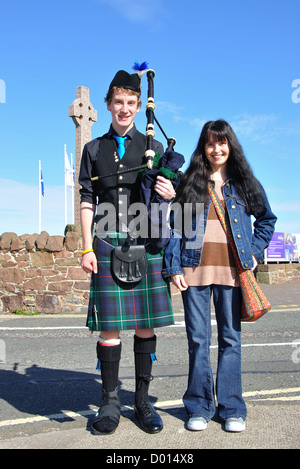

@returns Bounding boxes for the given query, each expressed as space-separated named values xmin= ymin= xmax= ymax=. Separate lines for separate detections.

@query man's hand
xmin=154 ymin=175 xmax=176 ymax=201
xmin=81 ymin=251 xmax=98 ymax=274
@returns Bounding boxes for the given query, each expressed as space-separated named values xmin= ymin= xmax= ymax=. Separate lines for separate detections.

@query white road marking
xmin=1 ymin=388 xmax=299 ymax=428
xmin=1 ymin=305 xmax=298 ymax=330
xmin=0 ymin=326 xmax=85 ymax=330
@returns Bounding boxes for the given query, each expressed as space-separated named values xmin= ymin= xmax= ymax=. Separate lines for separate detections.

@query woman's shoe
xmin=187 ymin=416 xmax=207 ymax=431
xmin=225 ymin=417 xmax=245 ymax=432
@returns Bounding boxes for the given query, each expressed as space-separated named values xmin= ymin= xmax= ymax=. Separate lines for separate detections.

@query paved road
xmin=0 ymin=283 xmax=299 ymax=450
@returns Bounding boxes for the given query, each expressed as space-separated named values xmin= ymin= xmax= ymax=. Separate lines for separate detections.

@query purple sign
xmin=266 ymin=232 xmax=300 ymax=262
xmin=266 ymin=232 xmax=285 ymax=261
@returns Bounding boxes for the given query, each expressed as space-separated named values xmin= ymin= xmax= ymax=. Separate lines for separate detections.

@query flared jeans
xmin=182 ymin=285 xmax=247 ymax=422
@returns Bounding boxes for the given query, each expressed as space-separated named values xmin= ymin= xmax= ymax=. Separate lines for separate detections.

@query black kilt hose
xmin=86 ymin=234 xmax=174 ymax=331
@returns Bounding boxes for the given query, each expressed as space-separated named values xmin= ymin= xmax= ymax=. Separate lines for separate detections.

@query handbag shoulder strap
xmin=208 ymin=182 xmax=242 ymax=270
xmin=208 ymin=182 xmax=232 ymax=241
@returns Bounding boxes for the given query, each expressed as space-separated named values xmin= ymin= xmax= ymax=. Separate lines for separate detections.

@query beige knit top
xmin=183 ymin=180 xmax=240 ymax=287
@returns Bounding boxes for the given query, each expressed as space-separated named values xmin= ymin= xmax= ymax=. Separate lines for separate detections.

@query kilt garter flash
xmin=86 ymin=233 xmax=174 ymax=331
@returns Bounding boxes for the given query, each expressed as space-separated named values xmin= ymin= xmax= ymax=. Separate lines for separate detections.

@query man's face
xmin=107 ymin=90 xmax=140 ymax=135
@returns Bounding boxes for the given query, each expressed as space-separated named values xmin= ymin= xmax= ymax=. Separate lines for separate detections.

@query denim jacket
xmin=162 ymin=180 xmax=277 ymax=277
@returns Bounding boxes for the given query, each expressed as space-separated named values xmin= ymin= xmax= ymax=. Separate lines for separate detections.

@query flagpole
xmin=71 ymin=152 xmax=74 ymax=224
xmin=64 ymin=144 xmax=67 ymax=227
xmin=38 ymin=160 xmax=41 ymax=233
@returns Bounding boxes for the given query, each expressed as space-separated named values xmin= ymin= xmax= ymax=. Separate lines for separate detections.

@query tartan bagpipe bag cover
xmin=208 ymin=183 xmax=271 ymax=322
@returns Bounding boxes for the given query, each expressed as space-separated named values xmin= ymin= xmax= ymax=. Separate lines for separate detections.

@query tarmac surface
xmin=0 ymin=404 xmax=298 ymax=451
xmin=0 ymin=282 xmax=299 ymax=452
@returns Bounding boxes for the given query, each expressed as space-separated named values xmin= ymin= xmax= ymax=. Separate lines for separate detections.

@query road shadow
xmin=0 ymin=364 xmax=185 ymax=433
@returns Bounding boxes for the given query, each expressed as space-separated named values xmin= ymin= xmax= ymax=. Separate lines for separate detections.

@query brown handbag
xmin=208 ymin=183 xmax=271 ymax=322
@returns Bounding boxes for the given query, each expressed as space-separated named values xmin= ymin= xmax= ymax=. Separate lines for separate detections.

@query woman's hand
xmin=81 ymin=251 xmax=98 ymax=274
xmin=252 ymin=255 xmax=258 ymax=271
xmin=171 ymin=274 xmax=188 ymax=291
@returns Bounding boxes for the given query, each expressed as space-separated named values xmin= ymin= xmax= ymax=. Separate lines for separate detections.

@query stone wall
xmin=0 ymin=229 xmax=90 ymax=314
xmin=256 ymin=263 xmax=300 ymax=284
xmin=1 ymin=229 xmax=299 ymax=314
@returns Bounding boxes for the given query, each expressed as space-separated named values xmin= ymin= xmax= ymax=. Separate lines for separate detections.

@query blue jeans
xmin=182 ymin=285 xmax=247 ymax=422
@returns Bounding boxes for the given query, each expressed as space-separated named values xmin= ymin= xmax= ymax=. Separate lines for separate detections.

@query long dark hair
xmin=175 ymin=120 xmax=265 ymax=214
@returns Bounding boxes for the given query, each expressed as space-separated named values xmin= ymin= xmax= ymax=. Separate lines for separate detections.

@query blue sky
xmin=0 ymin=0 xmax=299 ymax=236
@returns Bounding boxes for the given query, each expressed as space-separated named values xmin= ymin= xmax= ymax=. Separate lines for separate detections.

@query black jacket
xmin=78 ymin=124 xmax=163 ymax=232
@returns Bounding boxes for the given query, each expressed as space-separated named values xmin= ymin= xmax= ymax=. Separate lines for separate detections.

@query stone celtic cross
xmin=69 ymin=86 xmax=97 ymax=225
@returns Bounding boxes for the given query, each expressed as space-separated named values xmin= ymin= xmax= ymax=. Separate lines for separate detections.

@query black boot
xmin=134 ymin=335 xmax=163 ymax=434
xmin=92 ymin=341 xmax=121 ymax=435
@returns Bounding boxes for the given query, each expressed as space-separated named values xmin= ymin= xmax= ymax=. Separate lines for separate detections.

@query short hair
xmin=105 ymin=87 xmax=141 ymax=107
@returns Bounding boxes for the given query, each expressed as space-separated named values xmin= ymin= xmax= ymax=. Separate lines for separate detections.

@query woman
xmin=163 ymin=120 xmax=276 ymax=432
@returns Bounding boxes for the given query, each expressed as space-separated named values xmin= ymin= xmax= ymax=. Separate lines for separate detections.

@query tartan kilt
xmin=86 ymin=235 xmax=174 ymax=331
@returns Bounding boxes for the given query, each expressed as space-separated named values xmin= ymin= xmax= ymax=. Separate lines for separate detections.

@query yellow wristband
xmin=81 ymin=248 xmax=94 ymax=256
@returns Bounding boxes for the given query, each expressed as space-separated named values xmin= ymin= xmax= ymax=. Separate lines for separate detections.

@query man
xmin=79 ymin=67 xmax=175 ymax=435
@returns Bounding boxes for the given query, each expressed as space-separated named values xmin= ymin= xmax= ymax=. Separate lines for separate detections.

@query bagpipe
xmin=137 ymin=64 xmax=185 ymax=249
xmin=92 ymin=62 xmax=185 ymax=253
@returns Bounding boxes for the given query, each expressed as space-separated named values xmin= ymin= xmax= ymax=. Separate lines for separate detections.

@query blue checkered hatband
xmin=86 ymin=235 xmax=174 ymax=331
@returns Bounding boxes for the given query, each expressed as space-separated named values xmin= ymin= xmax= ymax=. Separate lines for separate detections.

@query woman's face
xmin=204 ymin=136 xmax=230 ymax=172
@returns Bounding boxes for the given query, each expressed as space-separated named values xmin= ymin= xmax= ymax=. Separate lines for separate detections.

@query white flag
xmin=64 ymin=146 xmax=74 ymax=188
